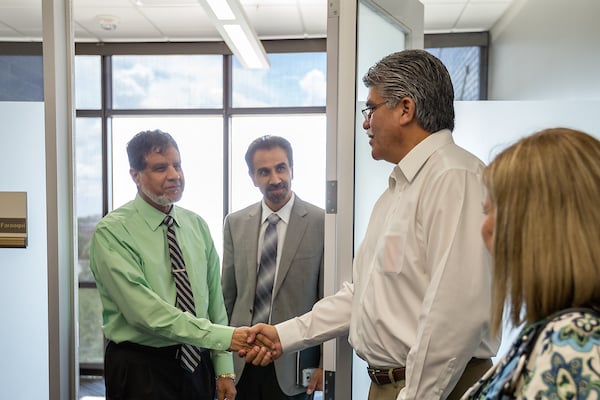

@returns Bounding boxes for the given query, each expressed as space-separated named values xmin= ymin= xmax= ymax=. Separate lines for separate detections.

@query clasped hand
xmin=229 ymin=323 xmax=282 ymax=366
xmin=230 ymin=325 xmax=323 ymax=393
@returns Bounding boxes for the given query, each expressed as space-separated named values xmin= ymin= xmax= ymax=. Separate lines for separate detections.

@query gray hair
xmin=127 ymin=129 xmax=179 ymax=171
xmin=362 ymin=49 xmax=455 ymax=132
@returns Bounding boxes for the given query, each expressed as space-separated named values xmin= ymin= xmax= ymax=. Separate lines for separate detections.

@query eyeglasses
xmin=361 ymin=101 xmax=387 ymax=121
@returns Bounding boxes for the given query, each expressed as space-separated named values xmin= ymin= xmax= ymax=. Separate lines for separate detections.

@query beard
xmin=140 ymin=183 xmax=182 ymax=208
xmin=264 ymin=182 xmax=290 ymax=205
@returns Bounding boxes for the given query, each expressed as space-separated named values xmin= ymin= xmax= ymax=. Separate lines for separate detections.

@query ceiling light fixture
xmin=96 ymin=15 xmax=120 ymax=31
xmin=205 ymin=0 xmax=235 ymax=20
xmin=223 ymin=24 xmax=265 ymax=69
xmin=198 ymin=0 xmax=269 ymax=69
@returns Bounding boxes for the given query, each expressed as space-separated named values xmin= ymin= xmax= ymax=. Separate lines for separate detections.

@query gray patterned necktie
xmin=252 ymin=213 xmax=280 ymax=324
xmin=163 ymin=215 xmax=203 ymax=373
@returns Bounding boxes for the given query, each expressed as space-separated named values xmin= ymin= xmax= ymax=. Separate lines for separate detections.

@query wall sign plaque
xmin=0 ymin=192 xmax=27 ymax=248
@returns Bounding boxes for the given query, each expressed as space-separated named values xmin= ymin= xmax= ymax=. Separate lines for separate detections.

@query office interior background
xmin=1 ymin=0 xmax=600 ymax=399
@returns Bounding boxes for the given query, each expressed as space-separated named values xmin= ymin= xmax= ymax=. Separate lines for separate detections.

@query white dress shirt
xmin=276 ymin=131 xmax=499 ymax=399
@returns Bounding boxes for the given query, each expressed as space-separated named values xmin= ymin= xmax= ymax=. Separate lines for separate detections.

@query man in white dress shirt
xmin=245 ymin=49 xmax=499 ymax=400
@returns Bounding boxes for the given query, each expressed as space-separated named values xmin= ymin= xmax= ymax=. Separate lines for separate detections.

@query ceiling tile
xmin=131 ymin=0 xmax=199 ymax=5
xmin=74 ymin=0 xmax=133 ymax=6
xmin=456 ymin=2 xmax=512 ymax=30
xmin=241 ymin=0 xmax=302 ymax=5
xmin=0 ymin=8 xmax=42 ymax=30
xmin=0 ymin=0 xmax=518 ymax=42
xmin=74 ymin=7 xmax=161 ymax=42
xmin=244 ymin=4 xmax=305 ymax=38
xmin=139 ymin=7 xmax=220 ymax=40
xmin=0 ymin=0 xmax=39 ymax=6
xmin=424 ymin=3 xmax=464 ymax=31
xmin=419 ymin=0 xmax=467 ymax=4
xmin=298 ymin=2 xmax=327 ymax=36
xmin=73 ymin=23 xmax=99 ymax=42
xmin=0 ymin=25 xmax=21 ymax=37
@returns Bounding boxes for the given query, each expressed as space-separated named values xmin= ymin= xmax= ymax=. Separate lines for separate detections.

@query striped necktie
xmin=163 ymin=215 xmax=203 ymax=373
xmin=252 ymin=213 xmax=281 ymax=325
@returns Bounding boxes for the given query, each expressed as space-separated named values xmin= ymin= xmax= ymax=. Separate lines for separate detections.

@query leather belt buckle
xmin=367 ymin=366 xmax=406 ymax=385
xmin=367 ymin=368 xmax=382 ymax=385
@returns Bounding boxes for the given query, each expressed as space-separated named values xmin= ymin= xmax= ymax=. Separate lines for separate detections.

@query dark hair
xmin=362 ymin=49 xmax=455 ymax=132
xmin=244 ymin=135 xmax=294 ymax=173
xmin=126 ymin=129 xmax=179 ymax=170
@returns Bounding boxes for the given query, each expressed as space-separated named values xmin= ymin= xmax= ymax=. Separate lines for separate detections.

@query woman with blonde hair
xmin=463 ymin=127 xmax=600 ymax=399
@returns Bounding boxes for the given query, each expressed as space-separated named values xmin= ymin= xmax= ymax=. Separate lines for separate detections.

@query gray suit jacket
xmin=222 ymin=195 xmax=324 ymax=395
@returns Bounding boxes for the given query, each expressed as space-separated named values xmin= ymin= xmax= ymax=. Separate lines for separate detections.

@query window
xmin=111 ymin=116 xmax=225 ymax=252
xmin=74 ymin=56 xmax=101 ymax=109
xmin=232 ymin=52 xmax=326 ymax=108
xmin=0 ymin=52 xmax=43 ymax=101
xmin=112 ymin=55 xmax=223 ymax=109
xmin=75 ymin=116 xmax=104 ymax=371
xmin=73 ymin=41 xmax=327 ymax=388
xmin=425 ymin=32 xmax=489 ymax=100
xmin=230 ymin=114 xmax=327 ymax=211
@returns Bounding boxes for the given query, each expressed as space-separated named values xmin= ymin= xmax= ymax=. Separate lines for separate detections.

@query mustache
xmin=267 ymin=182 xmax=287 ymax=190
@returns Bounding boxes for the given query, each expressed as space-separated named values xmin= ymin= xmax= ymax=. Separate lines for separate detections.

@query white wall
xmin=454 ymin=101 xmax=600 ymax=164
xmin=489 ymin=0 xmax=600 ymax=100
xmin=0 ymin=102 xmax=49 ymax=399
xmin=454 ymin=100 xmax=600 ymax=360
xmin=452 ymin=0 xmax=600 ymax=362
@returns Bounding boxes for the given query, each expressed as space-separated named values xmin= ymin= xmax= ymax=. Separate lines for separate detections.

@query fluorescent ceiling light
xmin=223 ymin=24 xmax=266 ymax=69
xmin=199 ymin=0 xmax=270 ymax=69
xmin=205 ymin=0 xmax=235 ymax=20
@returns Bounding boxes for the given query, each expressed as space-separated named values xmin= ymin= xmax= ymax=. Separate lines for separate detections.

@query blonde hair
xmin=484 ymin=128 xmax=600 ymax=333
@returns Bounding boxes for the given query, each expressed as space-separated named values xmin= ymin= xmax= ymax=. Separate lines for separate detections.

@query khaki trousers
xmin=367 ymin=358 xmax=491 ymax=400
xmin=367 ymin=378 xmax=404 ymax=400
xmin=446 ymin=358 xmax=492 ymax=400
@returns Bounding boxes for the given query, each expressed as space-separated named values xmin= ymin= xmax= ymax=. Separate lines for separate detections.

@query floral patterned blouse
xmin=462 ymin=308 xmax=600 ymax=399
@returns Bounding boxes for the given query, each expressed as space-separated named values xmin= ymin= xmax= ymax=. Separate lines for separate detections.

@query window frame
xmin=425 ymin=32 xmax=490 ymax=100
xmin=73 ymin=39 xmax=326 ymax=376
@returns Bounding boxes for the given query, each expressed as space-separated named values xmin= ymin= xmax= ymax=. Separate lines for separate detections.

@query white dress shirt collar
xmin=261 ymin=192 xmax=295 ymax=225
xmin=392 ymin=129 xmax=454 ymax=186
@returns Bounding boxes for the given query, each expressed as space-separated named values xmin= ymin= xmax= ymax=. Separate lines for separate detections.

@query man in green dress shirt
xmin=90 ymin=129 xmax=263 ymax=400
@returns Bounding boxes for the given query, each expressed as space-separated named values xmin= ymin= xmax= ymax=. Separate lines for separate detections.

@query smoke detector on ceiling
xmin=96 ymin=15 xmax=120 ymax=31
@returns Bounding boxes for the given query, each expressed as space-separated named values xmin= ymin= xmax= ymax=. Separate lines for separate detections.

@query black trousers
xmin=236 ymin=363 xmax=313 ymax=400
xmin=104 ymin=341 xmax=215 ymax=400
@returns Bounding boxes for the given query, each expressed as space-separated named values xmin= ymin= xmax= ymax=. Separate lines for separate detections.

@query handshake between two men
xmin=229 ymin=323 xmax=282 ymax=365
xmin=230 ymin=323 xmax=324 ymax=394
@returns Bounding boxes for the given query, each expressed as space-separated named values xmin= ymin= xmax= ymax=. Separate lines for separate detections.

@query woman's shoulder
xmin=518 ymin=308 xmax=600 ymax=398
xmin=539 ymin=308 xmax=600 ymax=353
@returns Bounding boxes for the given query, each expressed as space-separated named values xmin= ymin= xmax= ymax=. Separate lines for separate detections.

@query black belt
xmin=111 ymin=341 xmax=207 ymax=360
xmin=367 ymin=367 xmax=406 ymax=385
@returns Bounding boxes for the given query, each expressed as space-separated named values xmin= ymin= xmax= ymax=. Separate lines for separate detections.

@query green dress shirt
xmin=90 ymin=194 xmax=235 ymax=375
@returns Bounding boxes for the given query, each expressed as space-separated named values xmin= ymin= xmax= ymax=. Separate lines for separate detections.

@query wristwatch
xmin=217 ymin=373 xmax=236 ymax=381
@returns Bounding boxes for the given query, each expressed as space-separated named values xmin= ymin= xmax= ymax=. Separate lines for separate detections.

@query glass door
xmin=324 ymin=0 xmax=423 ymax=397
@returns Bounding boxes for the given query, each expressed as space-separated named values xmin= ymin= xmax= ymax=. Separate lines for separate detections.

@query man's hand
xmin=240 ymin=323 xmax=283 ymax=366
xmin=216 ymin=375 xmax=236 ymax=400
xmin=229 ymin=326 xmax=275 ymax=353
xmin=307 ymin=368 xmax=323 ymax=395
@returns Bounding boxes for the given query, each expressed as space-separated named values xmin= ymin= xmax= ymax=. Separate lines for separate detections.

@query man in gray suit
xmin=222 ymin=135 xmax=324 ymax=400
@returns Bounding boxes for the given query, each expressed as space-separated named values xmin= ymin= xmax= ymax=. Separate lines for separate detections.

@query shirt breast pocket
xmin=379 ymin=232 xmax=408 ymax=274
